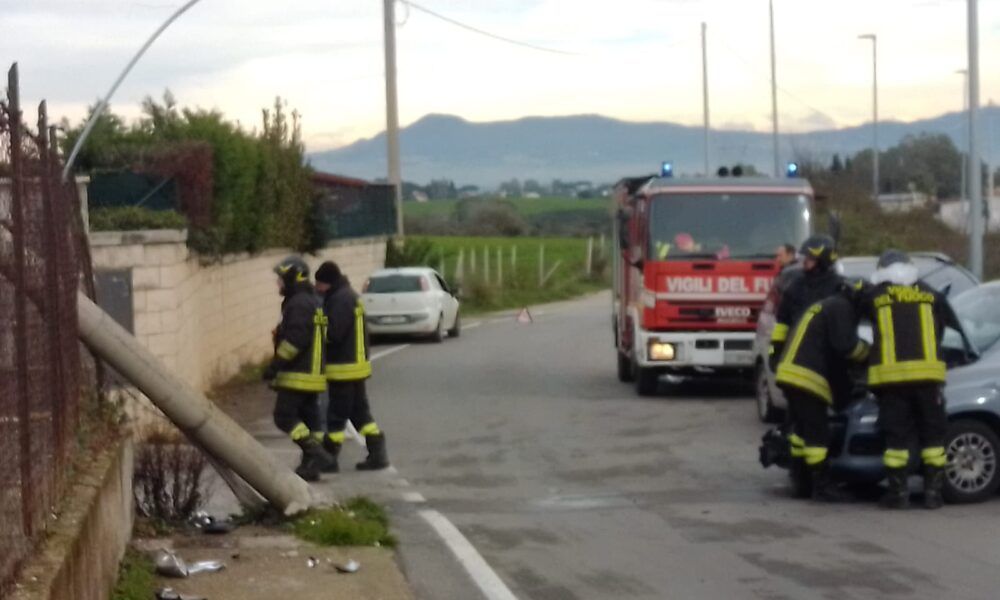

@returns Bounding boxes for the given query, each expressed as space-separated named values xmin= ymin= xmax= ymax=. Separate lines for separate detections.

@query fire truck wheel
xmin=617 ymin=352 xmax=634 ymax=382
xmin=634 ymin=365 xmax=660 ymax=396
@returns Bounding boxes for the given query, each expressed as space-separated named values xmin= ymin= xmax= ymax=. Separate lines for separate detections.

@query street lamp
xmin=858 ymin=34 xmax=878 ymax=200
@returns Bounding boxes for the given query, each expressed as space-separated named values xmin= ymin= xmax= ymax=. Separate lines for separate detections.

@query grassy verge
xmin=292 ymin=497 xmax=396 ymax=548
xmin=408 ymin=235 xmax=610 ymax=314
xmin=110 ymin=548 xmax=157 ymax=600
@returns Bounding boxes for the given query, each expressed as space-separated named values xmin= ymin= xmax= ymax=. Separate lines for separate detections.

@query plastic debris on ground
xmin=336 ymin=559 xmax=361 ymax=574
xmin=189 ymin=510 xmax=237 ymax=534
xmin=154 ymin=549 xmax=226 ymax=578
xmin=155 ymin=587 xmax=207 ymax=600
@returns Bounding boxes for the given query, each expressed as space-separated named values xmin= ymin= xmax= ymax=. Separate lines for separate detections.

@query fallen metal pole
xmin=76 ymin=291 xmax=315 ymax=515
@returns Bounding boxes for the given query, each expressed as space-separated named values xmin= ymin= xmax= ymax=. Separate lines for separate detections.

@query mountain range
xmin=308 ymin=108 xmax=1000 ymax=187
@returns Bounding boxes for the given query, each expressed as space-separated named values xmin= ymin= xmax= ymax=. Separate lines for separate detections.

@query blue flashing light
xmin=660 ymin=161 xmax=674 ymax=178
xmin=786 ymin=162 xmax=800 ymax=178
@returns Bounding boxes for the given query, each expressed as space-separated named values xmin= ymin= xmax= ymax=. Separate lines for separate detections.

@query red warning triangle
xmin=516 ymin=307 xmax=533 ymax=324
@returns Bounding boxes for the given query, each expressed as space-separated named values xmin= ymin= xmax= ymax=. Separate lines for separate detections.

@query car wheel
xmin=943 ymin=420 xmax=1000 ymax=504
xmin=755 ymin=364 xmax=782 ymax=424
xmin=448 ymin=311 xmax=461 ymax=338
xmin=429 ymin=314 xmax=444 ymax=343
xmin=617 ymin=351 xmax=634 ymax=383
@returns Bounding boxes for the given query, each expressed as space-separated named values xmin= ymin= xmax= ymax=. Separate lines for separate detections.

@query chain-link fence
xmin=313 ymin=173 xmax=397 ymax=241
xmin=0 ymin=63 xmax=95 ymax=595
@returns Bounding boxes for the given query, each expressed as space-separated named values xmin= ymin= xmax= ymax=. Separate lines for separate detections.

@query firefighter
xmin=862 ymin=250 xmax=965 ymax=509
xmin=775 ymin=283 xmax=870 ymax=501
xmin=263 ymin=256 xmax=333 ymax=482
xmin=314 ymin=261 xmax=390 ymax=472
xmin=768 ymin=234 xmax=844 ymax=473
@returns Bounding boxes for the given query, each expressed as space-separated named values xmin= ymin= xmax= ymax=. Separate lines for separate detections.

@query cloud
xmin=2 ymin=0 xmax=998 ymax=152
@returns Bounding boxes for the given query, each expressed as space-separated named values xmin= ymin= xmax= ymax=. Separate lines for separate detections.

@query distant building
xmin=877 ymin=191 xmax=931 ymax=213
xmin=412 ymin=190 xmax=429 ymax=203
xmin=938 ymin=197 xmax=1000 ymax=233
xmin=524 ymin=192 xmax=541 ymax=199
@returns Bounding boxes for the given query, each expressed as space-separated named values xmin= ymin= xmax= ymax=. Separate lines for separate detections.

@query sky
xmin=2 ymin=0 xmax=1000 ymax=152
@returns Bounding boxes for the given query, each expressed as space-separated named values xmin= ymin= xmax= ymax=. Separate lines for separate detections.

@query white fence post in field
xmin=497 ymin=247 xmax=503 ymax=288
xmin=599 ymin=233 xmax=606 ymax=258
xmin=541 ymin=261 xmax=562 ymax=287
xmin=585 ymin=237 xmax=594 ymax=275
xmin=470 ymin=248 xmax=477 ymax=275
xmin=538 ymin=244 xmax=545 ymax=288
xmin=455 ymin=249 xmax=465 ymax=282
xmin=484 ymin=247 xmax=490 ymax=283
xmin=511 ymin=245 xmax=518 ymax=273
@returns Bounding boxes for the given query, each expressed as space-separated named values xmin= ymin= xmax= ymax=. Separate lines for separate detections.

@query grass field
xmin=409 ymin=235 xmax=611 ymax=313
xmin=404 ymin=196 xmax=609 ymax=218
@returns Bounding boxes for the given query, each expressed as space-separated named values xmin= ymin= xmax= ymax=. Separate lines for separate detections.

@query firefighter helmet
xmin=273 ymin=255 xmax=310 ymax=288
xmin=799 ymin=234 xmax=838 ymax=270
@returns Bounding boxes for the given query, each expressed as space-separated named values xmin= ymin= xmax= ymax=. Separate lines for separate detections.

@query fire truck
xmin=612 ymin=164 xmax=814 ymax=395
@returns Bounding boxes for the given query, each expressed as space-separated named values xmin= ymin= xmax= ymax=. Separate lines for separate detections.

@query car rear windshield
xmin=648 ymin=193 xmax=810 ymax=260
xmin=367 ymin=274 xmax=424 ymax=293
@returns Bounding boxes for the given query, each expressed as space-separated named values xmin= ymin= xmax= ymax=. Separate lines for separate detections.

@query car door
xmin=434 ymin=272 xmax=459 ymax=327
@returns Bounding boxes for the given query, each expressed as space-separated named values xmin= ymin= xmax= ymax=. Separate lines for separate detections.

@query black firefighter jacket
xmin=271 ymin=284 xmax=327 ymax=393
xmin=775 ymin=293 xmax=869 ymax=405
xmin=322 ymin=276 xmax=372 ymax=382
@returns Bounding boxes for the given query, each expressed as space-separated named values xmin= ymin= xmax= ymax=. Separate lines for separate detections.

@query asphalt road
xmin=230 ymin=291 xmax=1000 ymax=600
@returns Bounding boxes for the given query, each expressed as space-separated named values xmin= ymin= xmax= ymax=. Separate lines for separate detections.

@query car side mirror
xmin=616 ymin=211 xmax=630 ymax=250
xmin=941 ymin=283 xmax=952 ymax=297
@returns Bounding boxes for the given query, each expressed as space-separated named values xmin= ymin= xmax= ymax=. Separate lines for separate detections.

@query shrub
xmin=89 ymin=207 xmax=187 ymax=231
xmin=133 ymin=426 xmax=209 ymax=523
xmin=385 ymin=237 xmax=437 ymax=267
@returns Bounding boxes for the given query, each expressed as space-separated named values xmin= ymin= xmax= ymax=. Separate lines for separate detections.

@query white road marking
xmin=402 ymin=491 xmax=426 ymax=503
xmin=340 ymin=345 xmax=412 ymax=447
xmin=371 ymin=344 xmax=410 ymax=361
xmin=386 ymin=465 xmax=400 ymax=476
xmin=465 ymin=322 xmax=483 ymax=330
xmin=419 ymin=510 xmax=518 ymax=600
xmin=397 ymin=478 xmax=411 ymax=487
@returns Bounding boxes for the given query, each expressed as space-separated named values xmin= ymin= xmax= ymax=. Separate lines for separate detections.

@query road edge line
xmin=418 ymin=509 xmax=518 ymax=600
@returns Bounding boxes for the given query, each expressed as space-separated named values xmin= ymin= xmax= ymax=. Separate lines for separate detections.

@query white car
xmin=361 ymin=267 xmax=461 ymax=342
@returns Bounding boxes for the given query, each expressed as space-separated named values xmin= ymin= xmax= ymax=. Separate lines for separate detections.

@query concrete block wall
xmin=90 ymin=230 xmax=387 ymax=395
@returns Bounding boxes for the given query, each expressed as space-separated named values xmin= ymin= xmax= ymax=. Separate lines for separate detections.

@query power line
xmin=715 ymin=37 xmax=839 ymax=127
xmin=398 ymin=0 xmax=579 ymax=56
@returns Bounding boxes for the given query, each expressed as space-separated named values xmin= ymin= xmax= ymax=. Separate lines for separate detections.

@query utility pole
xmin=967 ymin=0 xmax=984 ymax=279
xmin=769 ymin=0 xmax=780 ymax=178
xmin=957 ymin=69 xmax=968 ymax=203
xmin=858 ymin=34 xmax=878 ymax=200
xmin=383 ymin=0 xmax=404 ymax=237
xmin=701 ymin=22 xmax=710 ymax=176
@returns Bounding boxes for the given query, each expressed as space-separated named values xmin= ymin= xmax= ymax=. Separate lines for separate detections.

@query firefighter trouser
xmin=876 ymin=385 xmax=947 ymax=470
xmin=786 ymin=389 xmax=830 ymax=467
xmin=326 ymin=380 xmax=380 ymax=443
xmin=273 ymin=389 xmax=322 ymax=442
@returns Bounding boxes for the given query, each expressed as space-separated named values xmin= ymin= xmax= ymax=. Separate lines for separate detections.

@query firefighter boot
xmin=880 ymin=468 xmax=910 ymax=509
xmin=356 ymin=433 xmax=390 ymax=471
xmin=321 ymin=437 xmax=342 ymax=474
xmin=923 ymin=466 xmax=945 ymax=510
xmin=810 ymin=461 xmax=853 ymax=503
xmin=295 ymin=438 xmax=334 ymax=482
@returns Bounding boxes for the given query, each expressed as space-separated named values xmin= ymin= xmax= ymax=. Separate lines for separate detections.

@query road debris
xmin=154 ymin=549 xmax=226 ymax=578
xmin=155 ymin=588 xmax=206 ymax=600
xmin=336 ymin=559 xmax=361 ymax=574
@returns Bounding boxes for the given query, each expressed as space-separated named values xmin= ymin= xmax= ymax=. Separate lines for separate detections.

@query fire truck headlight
xmin=648 ymin=341 xmax=676 ymax=361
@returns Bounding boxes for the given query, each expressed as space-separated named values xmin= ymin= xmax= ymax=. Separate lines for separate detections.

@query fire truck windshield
xmin=648 ymin=193 xmax=810 ymax=261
